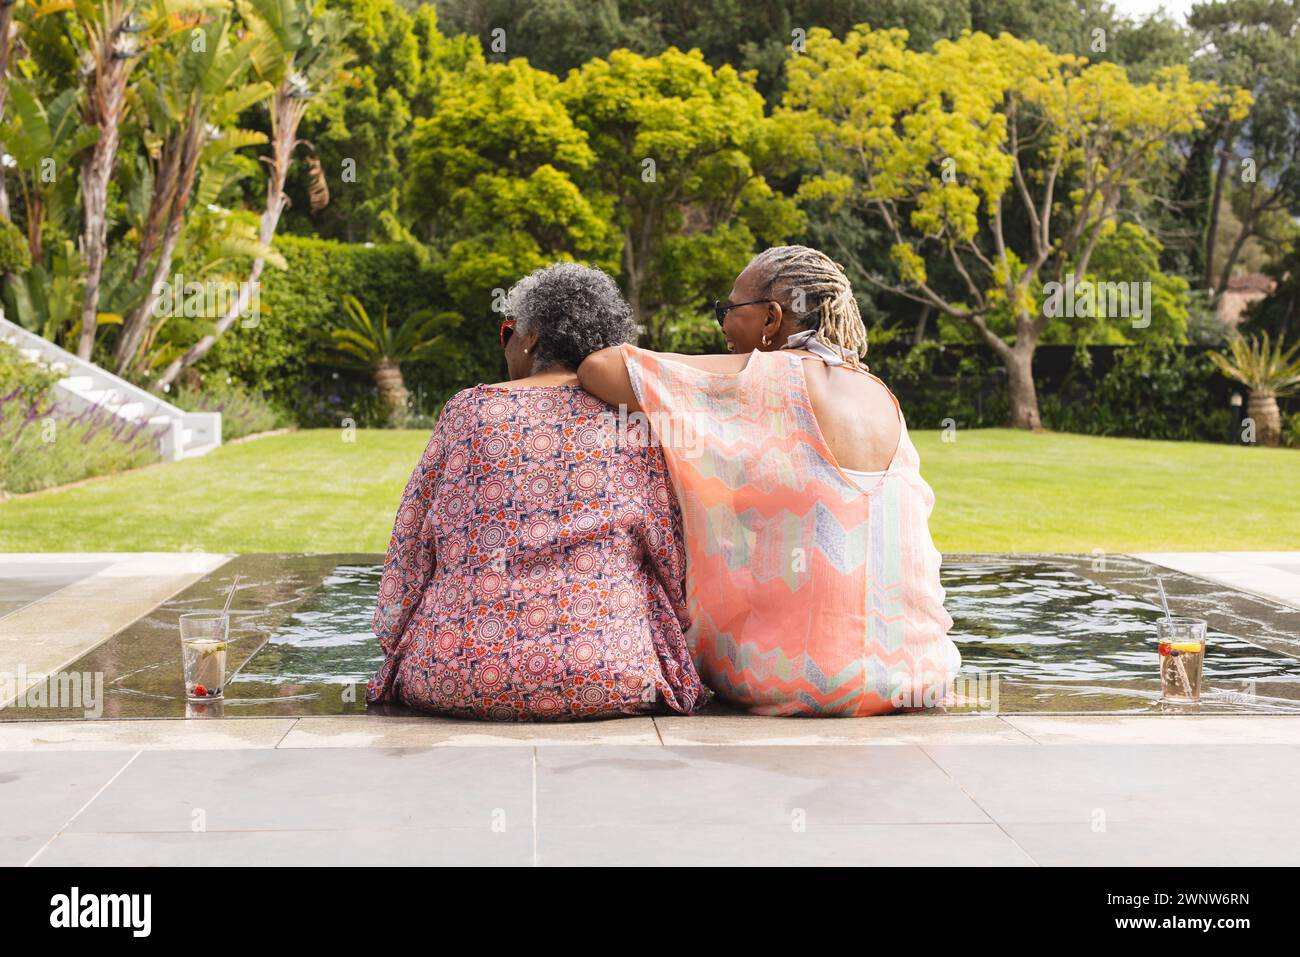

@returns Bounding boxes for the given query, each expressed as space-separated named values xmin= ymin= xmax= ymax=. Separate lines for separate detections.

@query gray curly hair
xmin=505 ymin=262 xmax=636 ymax=371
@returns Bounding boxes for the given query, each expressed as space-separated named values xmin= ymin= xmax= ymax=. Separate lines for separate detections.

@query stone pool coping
xmin=1137 ymin=551 xmax=1300 ymax=610
xmin=3 ymin=712 xmax=1300 ymax=751
xmin=0 ymin=552 xmax=233 ymax=708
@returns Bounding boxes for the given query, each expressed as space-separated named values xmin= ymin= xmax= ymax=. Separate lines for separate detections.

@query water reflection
xmin=945 ymin=563 xmax=1300 ymax=680
xmin=228 ymin=561 xmax=1300 ymax=688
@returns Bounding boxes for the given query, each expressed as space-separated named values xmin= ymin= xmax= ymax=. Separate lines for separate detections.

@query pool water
xmin=943 ymin=562 xmax=1300 ymax=681
xmin=223 ymin=560 xmax=1300 ymax=689
xmin=9 ymin=552 xmax=1300 ymax=718
xmin=227 ymin=564 xmax=385 ymax=687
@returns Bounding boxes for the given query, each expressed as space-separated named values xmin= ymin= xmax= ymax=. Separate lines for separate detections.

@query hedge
xmin=204 ymin=235 xmax=496 ymax=426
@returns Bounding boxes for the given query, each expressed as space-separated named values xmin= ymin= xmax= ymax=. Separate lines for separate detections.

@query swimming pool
xmin=7 ymin=552 xmax=1300 ymax=719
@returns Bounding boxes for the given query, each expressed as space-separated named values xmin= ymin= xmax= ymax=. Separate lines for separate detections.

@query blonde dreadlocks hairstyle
xmin=746 ymin=245 xmax=868 ymax=369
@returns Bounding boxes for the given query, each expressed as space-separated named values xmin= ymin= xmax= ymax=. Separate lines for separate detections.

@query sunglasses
xmin=499 ymin=317 xmax=515 ymax=349
xmin=713 ymin=298 xmax=774 ymax=327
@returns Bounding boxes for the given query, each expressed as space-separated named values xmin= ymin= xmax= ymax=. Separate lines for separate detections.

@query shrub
xmin=1041 ymin=345 xmax=1232 ymax=441
xmin=0 ymin=344 xmax=162 ymax=496
xmin=1283 ymin=410 xmax=1300 ymax=450
xmin=0 ymin=219 xmax=30 ymax=275
xmin=871 ymin=341 xmax=1010 ymax=430
xmin=201 ymin=236 xmax=478 ymax=427
xmin=172 ymin=378 xmax=289 ymax=442
xmin=0 ymin=337 xmax=59 ymax=404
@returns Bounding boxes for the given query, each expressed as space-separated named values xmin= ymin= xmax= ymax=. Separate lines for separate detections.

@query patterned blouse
xmin=366 ymin=384 xmax=704 ymax=720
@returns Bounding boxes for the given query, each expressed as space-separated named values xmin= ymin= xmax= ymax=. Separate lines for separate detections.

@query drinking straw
xmin=1156 ymin=576 xmax=1193 ymax=696
xmin=220 ymin=573 xmax=242 ymax=620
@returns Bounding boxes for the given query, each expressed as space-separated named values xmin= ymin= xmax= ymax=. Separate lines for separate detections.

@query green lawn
xmin=1 ymin=428 xmax=1296 ymax=553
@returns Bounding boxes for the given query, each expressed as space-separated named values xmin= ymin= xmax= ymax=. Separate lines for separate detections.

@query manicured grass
xmin=912 ymin=429 xmax=1298 ymax=552
xmin=1 ymin=428 xmax=1296 ymax=553
xmin=0 ymin=430 xmax=423 ymax=554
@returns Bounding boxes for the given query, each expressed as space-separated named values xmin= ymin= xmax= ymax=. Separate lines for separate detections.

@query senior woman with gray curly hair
xmin=367 ymin=262 xmax=704 ymax=720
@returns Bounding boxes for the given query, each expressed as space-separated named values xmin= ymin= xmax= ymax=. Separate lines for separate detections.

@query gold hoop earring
xmin=761 ymin=334 xmax=770 ymax=347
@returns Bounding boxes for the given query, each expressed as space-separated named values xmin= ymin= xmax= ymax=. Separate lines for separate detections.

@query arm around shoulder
xmin=578 ymin=345 xmax=642 ymax=412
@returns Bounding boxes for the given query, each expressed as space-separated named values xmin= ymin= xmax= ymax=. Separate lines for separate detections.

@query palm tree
xmin=153 ymin=0 xmax=354 ymax=391
xmin=1208 ymin=333 xmax=1300 ymax=447
xmin=330 ymin=295 xmax=458 ymax=425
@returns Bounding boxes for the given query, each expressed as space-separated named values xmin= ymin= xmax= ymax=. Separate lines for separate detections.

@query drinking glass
xmin=1157 ymin=617 xmax=1206 ymax=703
xmin=180 ymin=612 xmax=228 ymax=700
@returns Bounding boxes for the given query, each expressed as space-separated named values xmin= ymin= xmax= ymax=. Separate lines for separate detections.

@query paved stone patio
xmin=4 ymin=715 xmax=1300 ymax=866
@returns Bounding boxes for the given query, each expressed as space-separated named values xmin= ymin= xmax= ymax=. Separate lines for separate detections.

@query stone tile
xmin=0 ymin=835 xmax=45 ymax=868
xmin=69 ymin=747 xmax=532 ymax=833
xmin=0 ymin=718 xmax=296 ymax=751
xmin=1135 ymin=551 xmax=1300 ymax=610
xmin=1005 ymin=715 xmax=1300 ymax=745
xmin=539 ymin=822 xmax=1034 ymax=866
xmin=0 ymin=560 xmax=111 ymax=612
xmin=654 ymin=714 xmax=1032 ymax=746
xmin=923 ymin=743 xmax=1300 ymax=825
xmin=0 ymin=751 xmax=138 ymax=863
xmin=34 ymin=826 xmax=533 ymax=867
xmin=278 ymin=715 xmax=660 ymax=748
xmin=536 ymin=745 xmax=989 ymax=827
xmin=1004 ymin=819 xmax=1300 ymax=866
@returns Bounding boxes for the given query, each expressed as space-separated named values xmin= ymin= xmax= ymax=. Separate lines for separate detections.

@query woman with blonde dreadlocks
xmin=578 ymin=245 xmax=960 ymax=716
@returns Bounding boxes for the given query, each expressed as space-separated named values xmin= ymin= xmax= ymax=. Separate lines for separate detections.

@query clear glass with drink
xmin=180 ymin=612 xmax=228 ymax=700
xmin=1157 ymin=617 xmax=1206 ymax=702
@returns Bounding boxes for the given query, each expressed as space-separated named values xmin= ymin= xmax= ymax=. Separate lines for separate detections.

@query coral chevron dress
xmin=367 ymin=384 xmax=703 ymax=720
xmin=620 ymin=344 xmax=960 ymax=716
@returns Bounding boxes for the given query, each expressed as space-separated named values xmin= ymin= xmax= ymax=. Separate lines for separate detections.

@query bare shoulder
xmin=800 ymin=360 xmax=902 ymax=471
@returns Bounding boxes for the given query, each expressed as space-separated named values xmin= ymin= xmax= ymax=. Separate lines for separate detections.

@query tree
xmin=1038 ymin=222 xmax=1191 ymax=346
xmin=280 ymin=0 xmax=477 ymax=242
xmin=435 ymin=0 xmax=648 ymax=78
xmin=114 ymin=6 xmax=274 ymax=373
xmin=0 ymin=82 xmax=99 ymax=265
xmin=329 ymin=293 xmax=460 ymax=423
xmin=154 ymin=0 xmax=355 ymax=390
xmin=782 ymin=26 xmax=1245 ymax=428
xmin=1242 ymin=244 xmax=1300 ymax=343
xmin=0 ymin=0 xmax=20 ymax=222
xmin=73 ymin=0 xmax=179 ymax=360
xmin=560 ymin=46 xmax=800 ymax=347
xmin=1190 ymin=0 xmax=1300 ymax=299
xmin=405 ymin=55 xmax=621 ymax=311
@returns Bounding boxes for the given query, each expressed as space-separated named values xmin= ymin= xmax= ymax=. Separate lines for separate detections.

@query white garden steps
xmin=0 ymin=312 xmax=221 ymax=461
